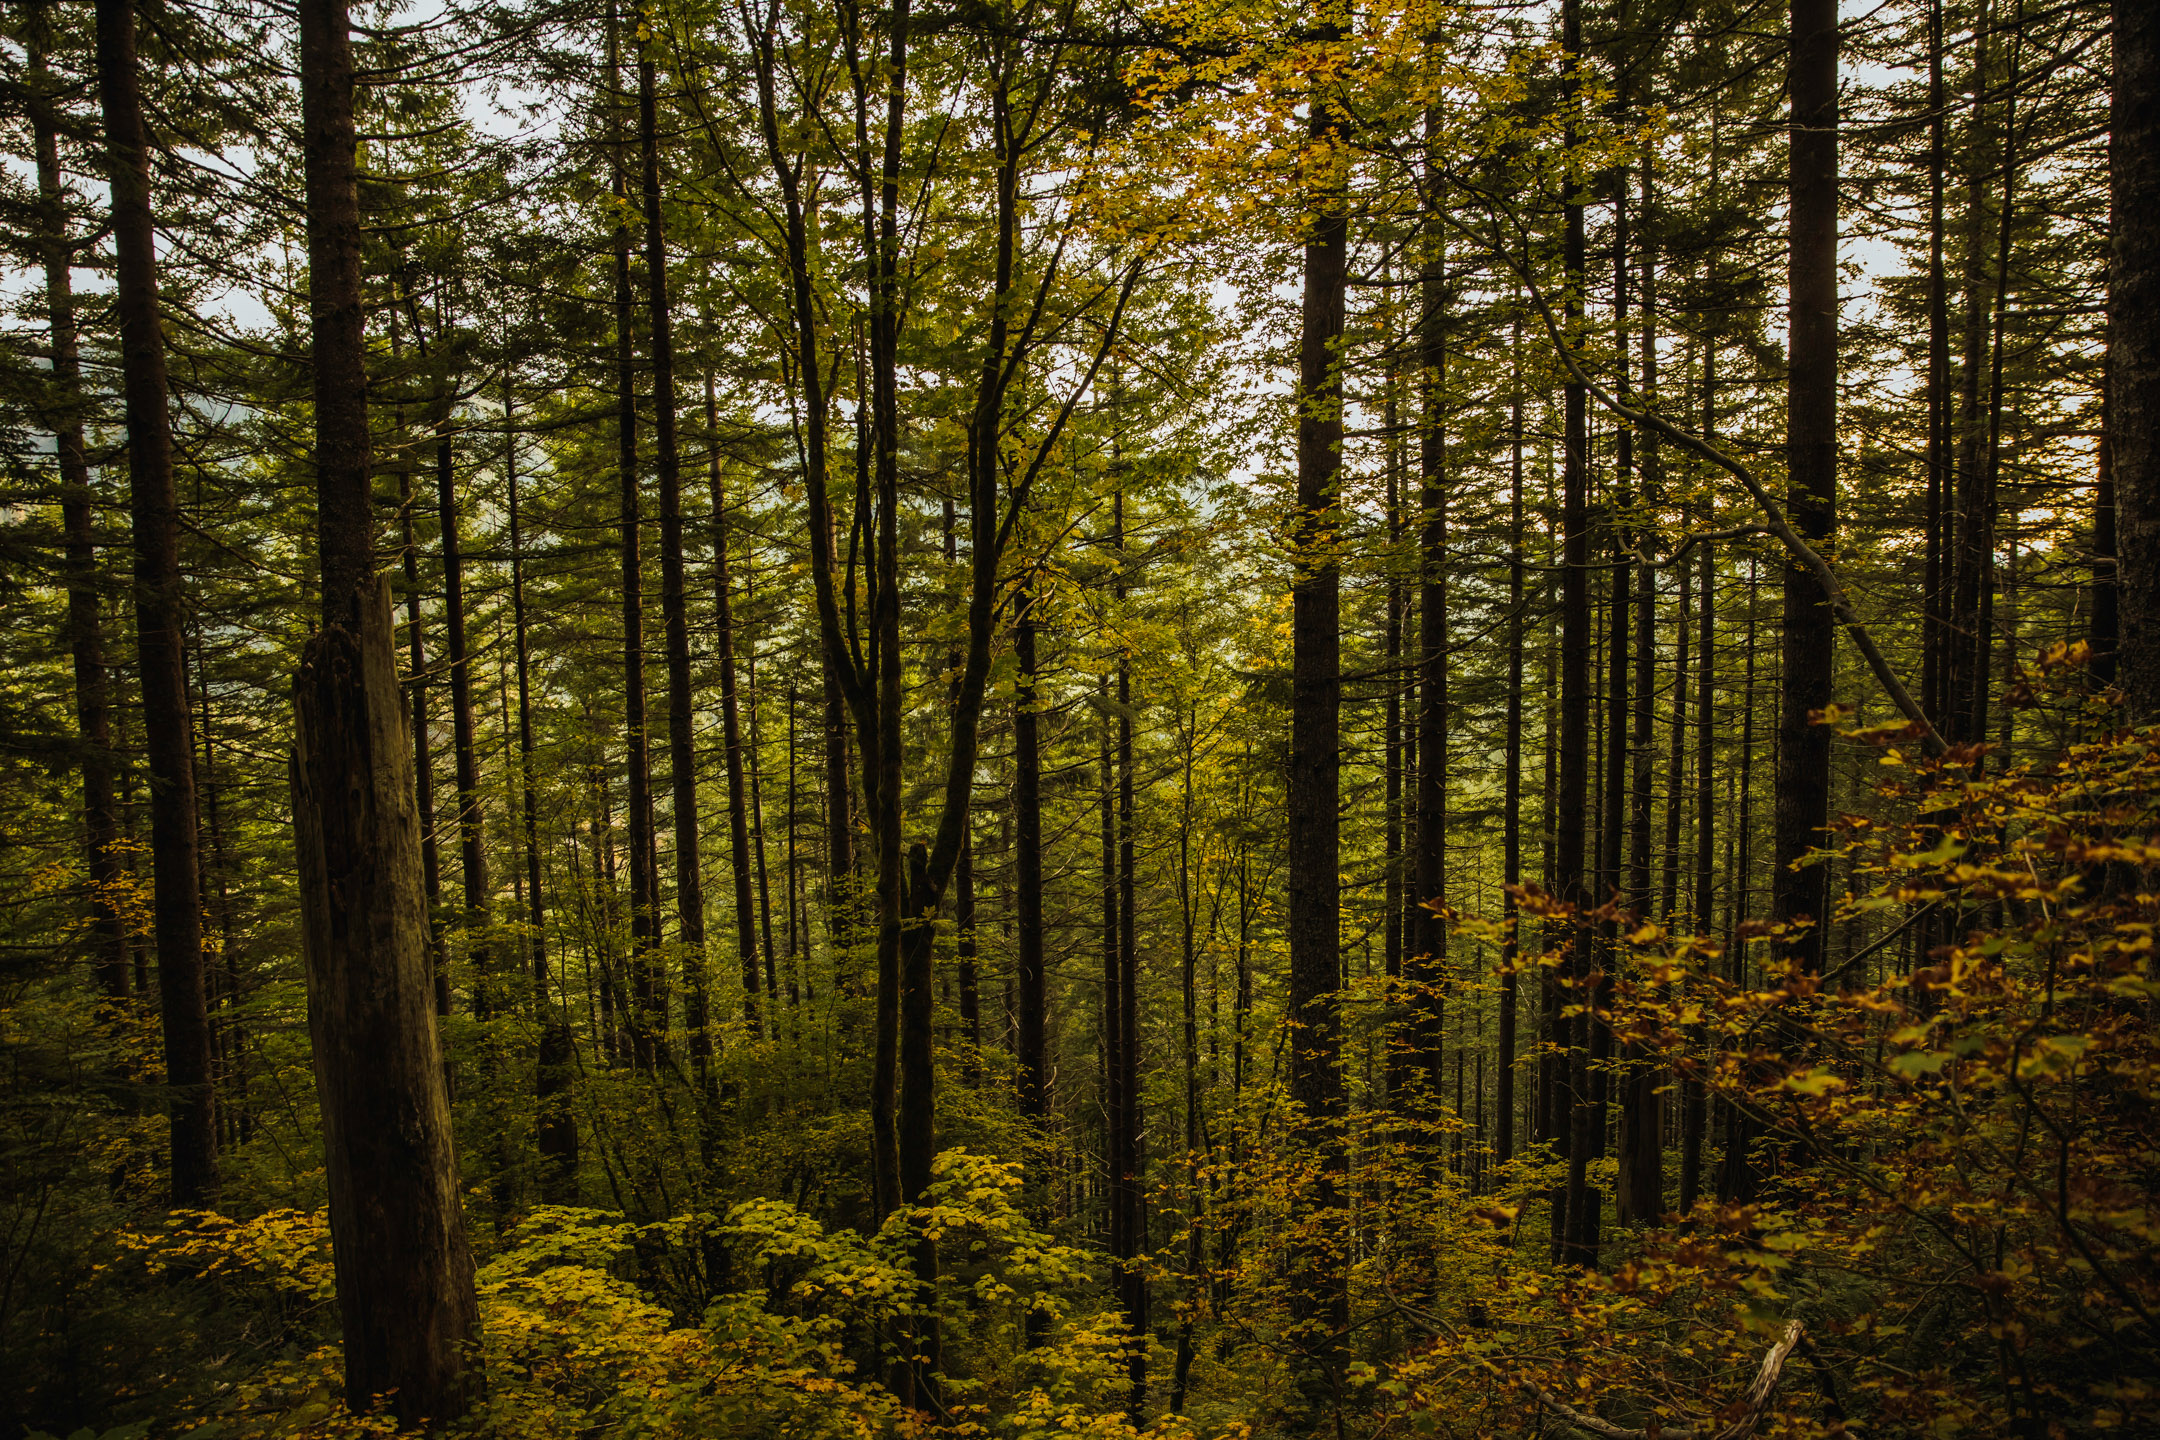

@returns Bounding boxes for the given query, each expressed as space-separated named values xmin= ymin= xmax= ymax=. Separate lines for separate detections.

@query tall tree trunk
xmin=1969 ymin=5 xmax=2025 ymax=753
xmin=1661 ymin=548 xmax=1691 ymax=924
xmin=435 ymin=434 xmax=491 ymax=1006
xmin=1171 ymin=701 xmax=1202 ymax=1413
xmin=30 ymin=4 xmax=128 ymax=1005
xmin=1924 ymin=0 xmax=1954 ymax=724
xmin=1555 ymin=0 xmax=1594 ymax=1268
xmin=1717 ymin=558 xmax=1763 ymax=1201
xmin=1773 ymin=0 xmax=1839 ymax=978
xmin=642 ymin=40 xmax=711 ymax=1084
xmin=95 ymin=0 xmax=215 ymax=1208
xmin=1099 ymin=686 xmax=1123 ymax=1260
xmin=432 ymin=421 xmax=510 ymax=1217
xmin=292 ymin=0 xmax=478 ymax=1417
xmin=2115 ymin=2 xmax=2160 ymax=717
xmin=956 ymin=827 xmax=977 ymax=1068
xmin=706 ymin=376 xmax=763 ymax=1044
xmin=1619 ymin=168 xmax=1663 ymax=1229
xmin=509 ymin=386 xmax=578 ymax=1205
xmin=1948 ymin=13 xmax=1995 ymax=743
xmin=1413 ymin=152 xmax=1450 ymax=1130
xmin=944 ymin=501 xmax=979 ymax=1074
xmin=1113 ymin=486 xmax=1146 ymax=1419
xmin=1499 ymin=300 xmax=1524 ymax=1168
xmin=1014 ymin=574 xmax=1049 ymax=1126
xmin=197 ymin=643 xmax=248 ymax=1146
xmin=393 ymin=310 xmax=450 ymax=1023
xmin=746 ymin=592 xmax=781 ymax=1004
xmin=786 ymin=686 xmax=808 ymax=1008
xmin=1577 ymin=376 xmax=1626 ymax=1261
xmin=1384 ymin=339 xmax=1404 ymax=994
xmin=1681 ymin=338 xmax=1719 ymax=1214
xmin=1287 ymin=0 xmax=1349 ymax=1364
xmin=611 ymin=0 xmax=663 ymax=1068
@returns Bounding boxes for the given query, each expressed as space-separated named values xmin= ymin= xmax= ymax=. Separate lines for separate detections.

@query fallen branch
xmin=1387 ymin=1291 xmax=1805 ymax=1440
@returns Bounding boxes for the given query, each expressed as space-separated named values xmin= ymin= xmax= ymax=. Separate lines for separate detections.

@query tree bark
xmin=1681 ymin=341 xmax=1719 ymax=1214
xmin=1619 ymin=168 xmax=1663 ymax=1229
xmin=610 ymin=0 xmax=664 ymax=1068
xmin=434 ymin=433 xmax=491 ymax=1001
xmin=1113 ymin=485 xmax=1146 ymax=1419
xmin=1923 ymin=0 xmax=1953 ymax=722
xmin=293 ymin=586 xmax=481 ymax=1426
xmin=944 ymin=502 xmax=979 ymax=1075
xmin=705 ymin=375 xmax=763 ymax=1047
xmin=1499 ymin=302 xmax=1524 ymax=1168
xmin=508 ymin=389 xmax=578 ymax=1205
xmin=294 ymin=0 xmax=478 ymax=1416
xmin=1287 ymin=0 xmax=1349 ymax=1361
xmin=1014 ymin=573 xmax=1049 ymax=1125
xmin=1718 ymin=559 xmax=1763 ymax=1202
xmin=1772 ymin=0 xmax=1839 ymax=976
xmin=1413 ymin=150 xmax=1450 ymax=1129
xmin=2114 ymin=0 xmax=2159 ymax=720
xmin=95 ymin=0 xmax=216 ymax=1207
xmin=1555 ymin=0 xmax=1594 ymax=1268
xmin=642 ymin=41 xmax=712 ymax=1083
xmin=391 ymin=303 xmax=450 ymax=1025
xmin=30 ymin=4 xmax=129 ymax=1005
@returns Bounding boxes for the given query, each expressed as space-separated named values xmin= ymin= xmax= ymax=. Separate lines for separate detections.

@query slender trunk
xmin=642 ymin=42 xmax=711 ymax=1083
xmin=95 ymin=0 xmax=215 ymax=1207
xmin=1499 ymin=300 xmax=1524 ymax=1168
xmin=1661 ymin=553 xmax=1691 ymax=922
xmin=1413 ymin=150 xmax=1450 ymax=1127
xmin=1385 ymin=341 xmax=1404 ymax=991
xmin=30 ymin=7 xmax=129 ymax=1004
xmin=1717 ymin=558 xmax=1762 ymax=1201
xmin=1924 ymin=0 xmax=1953 ymax=722
xmin=197 ymin=651 xmax=246 ymax=1145
xmin=1972 ymin=4 xmax=2025 ymax=753
xmin=610 ymin=0 xmax=663 ymax=1068
xmin=293 ymin=0 xmax=477 ymax=1415
xmin=1949 ymin=9 xmax=1995 ymax=742
xmin=1014 ymin=574 xmax=1049 ymax=1125
xmin=1384 ymin=320 xmax=1410 ymax=1118
xmin=435 ymin=433 xmax=491 ymax=1002
xmin=747 ymin=591 xmax=781 ymax=1003
xmin=394 ymin=318 xmax=450 ymax=1022
xmin=787 ymin=687 xmax=808 ymax=1007
xmin=1556 ymin=0 xmax=1594 ymax=1268
xmin=1114 ymin=487 xmax=1146 ymax=1419
xmin=1773 ymin=0 xmax=1839 ymax=978
xmin=956 ymin=826 xmax=977 ymax=1073
xmin=1287 ymin=4 xmax=1349 ymax=1360
xmin=706 ymin=376 xmax=761 ymax=1043
xmin=433 ymin=420 xmax=510 ymax=1218
xmin=944 ymin=502 xmax=979 ymax=1074
xmin=1099 ymin=687 xmax=1123 ymax=1261
xmin=1619 ymin=167 xmax=1663 ymax=1229
xmin=1681 ymin=341 xmax=1718 ymax=1214
xmin=1171 ymin=704 xmax=1201 ymax=1413
xmin=509 ymin=391 xmax=578 ymax=1205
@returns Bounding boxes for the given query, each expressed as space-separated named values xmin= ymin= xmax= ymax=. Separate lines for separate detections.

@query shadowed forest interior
xmin=4 ymin=0 xmax=2160 ymax=1434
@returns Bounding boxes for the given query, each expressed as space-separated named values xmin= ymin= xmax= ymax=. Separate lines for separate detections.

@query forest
xmin=1 ymin=0 xmax=2156 ymax=1432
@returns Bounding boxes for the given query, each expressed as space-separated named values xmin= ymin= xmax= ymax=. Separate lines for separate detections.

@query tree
xmin=289 ymin=0 xmax=478 ymax=1419
xmin=93 ymin=0 xmax=216 ymax=1209
xmin=2113 ymin=0 xmax=2160 ymax=721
